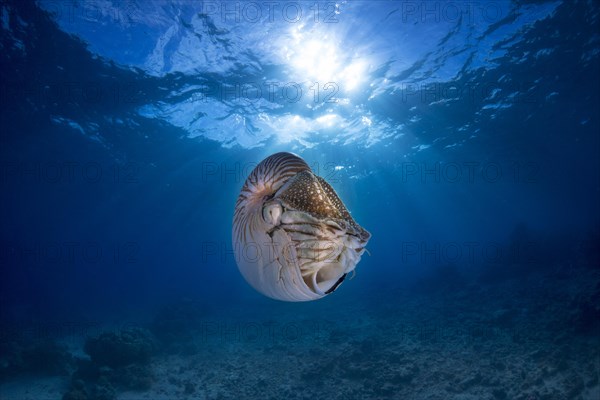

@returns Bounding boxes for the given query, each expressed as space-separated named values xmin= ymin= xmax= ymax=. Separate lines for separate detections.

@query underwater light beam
xmin=284 ymin=29 xmax=368 ymax=92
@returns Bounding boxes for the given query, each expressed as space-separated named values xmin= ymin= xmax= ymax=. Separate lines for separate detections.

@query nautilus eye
xmin=232 ymin=152 xmax=371 ymax=302
xmin=262 ymin=202 xmax=282 ymax=227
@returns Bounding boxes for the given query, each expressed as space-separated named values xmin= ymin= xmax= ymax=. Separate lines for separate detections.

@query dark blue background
xmin=1 ymin=0 xmax=598 ymax=328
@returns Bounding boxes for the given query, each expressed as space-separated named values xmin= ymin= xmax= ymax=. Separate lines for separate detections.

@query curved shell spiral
xmin=232 ymin=152 xmax=370 ymax=301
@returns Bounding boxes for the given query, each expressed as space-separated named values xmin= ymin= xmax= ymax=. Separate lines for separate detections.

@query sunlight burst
xmin=283 ymin=27 xmax=368 ymax=92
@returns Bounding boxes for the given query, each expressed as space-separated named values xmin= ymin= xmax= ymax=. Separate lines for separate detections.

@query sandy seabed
xmin=1 ymin=267 xmax=598 ymax=400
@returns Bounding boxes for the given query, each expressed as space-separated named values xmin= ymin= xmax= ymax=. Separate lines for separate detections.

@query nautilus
xmin=232 ymin=152 xmax=371 ymax=301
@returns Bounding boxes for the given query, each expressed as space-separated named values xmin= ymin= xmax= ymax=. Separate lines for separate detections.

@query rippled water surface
xmin=1 ymin=1 xmax=599 ymax=399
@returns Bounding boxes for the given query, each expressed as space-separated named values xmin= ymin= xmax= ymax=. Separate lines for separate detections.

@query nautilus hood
xmin=232 ymin=152 xmax=370 ymax=302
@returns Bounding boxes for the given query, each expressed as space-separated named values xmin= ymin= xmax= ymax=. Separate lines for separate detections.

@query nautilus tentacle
xmin=232 ymin=152 xmax=371 ymax=302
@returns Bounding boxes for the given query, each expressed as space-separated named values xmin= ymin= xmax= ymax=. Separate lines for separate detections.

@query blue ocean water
xmin=0 ymin=1 xmax=599 ymax=399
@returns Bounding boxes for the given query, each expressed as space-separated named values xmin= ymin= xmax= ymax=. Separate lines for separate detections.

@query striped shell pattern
xmin=232 ymin=152 xmax=371 ymax=301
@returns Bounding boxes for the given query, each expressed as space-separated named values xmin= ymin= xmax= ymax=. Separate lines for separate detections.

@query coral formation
xmin=62 ymin=328 xmax=157 ymax=400
xmin=0 ymin=339 xmax=72 ymax=379
xmin=84 ymin=328 xmax=156 ymax=368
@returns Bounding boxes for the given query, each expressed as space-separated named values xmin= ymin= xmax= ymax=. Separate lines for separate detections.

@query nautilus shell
xmin=232 ymin=152 xmax=371 ymax=301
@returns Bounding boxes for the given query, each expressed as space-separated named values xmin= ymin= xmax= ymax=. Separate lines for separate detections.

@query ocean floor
xmin=1 ymin=265 xmax=599 ymax=400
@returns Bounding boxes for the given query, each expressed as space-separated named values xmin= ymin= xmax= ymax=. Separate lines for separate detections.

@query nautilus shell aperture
xmin=232 ymin=152 xmax=371 ymax=302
